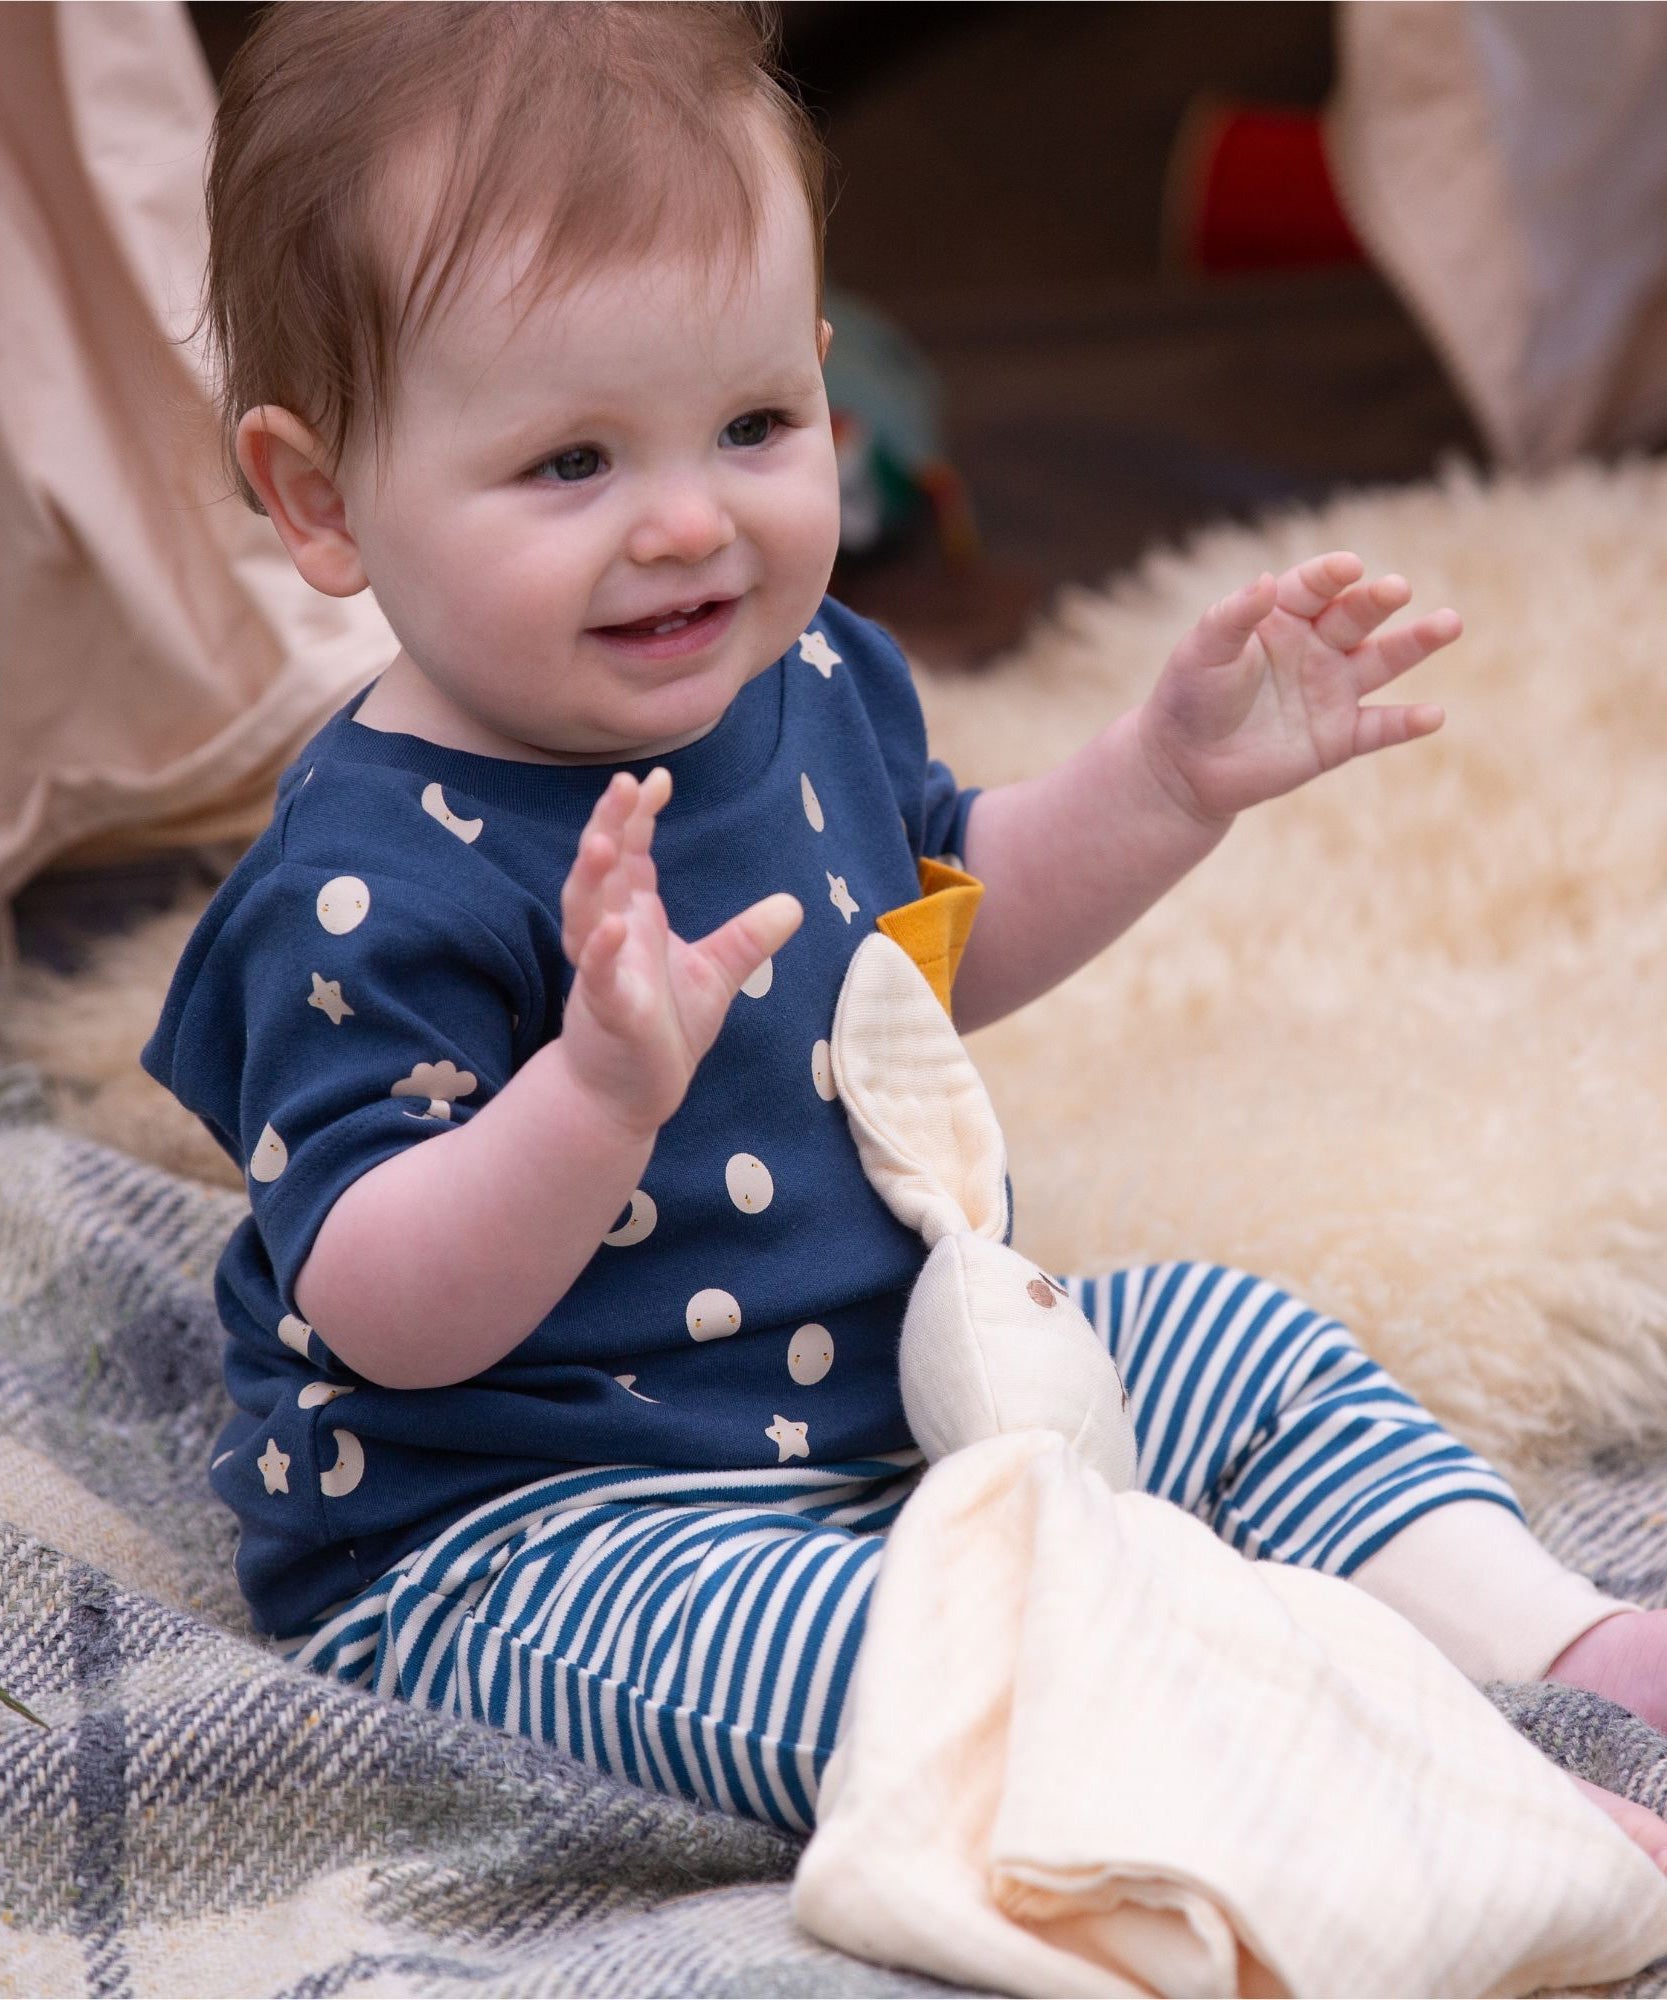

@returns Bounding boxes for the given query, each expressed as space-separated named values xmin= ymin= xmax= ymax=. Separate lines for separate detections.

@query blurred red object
xmin=1164 ymin=101 xmax=1365 ymax=275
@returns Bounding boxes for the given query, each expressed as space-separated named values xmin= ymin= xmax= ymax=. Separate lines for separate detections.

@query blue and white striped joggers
xmin=281 ymin=1260 xmax=1523 ymax=1833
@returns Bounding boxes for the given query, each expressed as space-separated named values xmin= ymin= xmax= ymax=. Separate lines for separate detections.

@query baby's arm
xmin=294 ymin=769 xmax=801 ymax=1389
xmin=950 ymin=554 xmax=1460 ymax=1033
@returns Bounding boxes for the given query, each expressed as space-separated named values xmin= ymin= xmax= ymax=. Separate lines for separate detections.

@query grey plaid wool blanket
xmin=2 ymin=1057 xmax=1665 ymax=1997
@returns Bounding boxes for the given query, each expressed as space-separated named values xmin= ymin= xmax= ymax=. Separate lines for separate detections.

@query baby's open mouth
xmin=594 ymin=599 xmax=728 ymax=638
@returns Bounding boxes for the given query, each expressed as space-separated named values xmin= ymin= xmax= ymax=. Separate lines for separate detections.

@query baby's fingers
xmin=577 ymin=908 xmax=654 ymax=1024
xmin=1310 ymin=572 xmax=1411 ymax=654
xmin=616 ymin=766 xmax=672 ymax=897
xmin=560 ymin=826 xmax=620 ymax=961
xmin=1274 ymin=550 xmax=1366 ymax=619
xmin=694 ymin=892 xmax=804 ymax=1003
xmin=1353 ymin=701 xmax=1446 ymax=757
xmin=1174 ymin=572 xmax=1278 ymax=672
xmin=1354 ymin=607 xmax=1463 ymax=695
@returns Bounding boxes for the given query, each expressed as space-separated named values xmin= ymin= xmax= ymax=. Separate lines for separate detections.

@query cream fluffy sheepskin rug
xmin=6 ymin=459 xmax=1667 ymax=1492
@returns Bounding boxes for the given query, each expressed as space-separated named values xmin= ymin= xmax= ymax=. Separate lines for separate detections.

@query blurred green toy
xmin=822 ymin=284 xmax=978 ymax=564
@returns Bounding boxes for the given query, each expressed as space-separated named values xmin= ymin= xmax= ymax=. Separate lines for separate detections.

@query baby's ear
xmin=817 ymin=317 xmax=833 ymax=364
xmin=235 ymin=406 xmax=368 ymax=599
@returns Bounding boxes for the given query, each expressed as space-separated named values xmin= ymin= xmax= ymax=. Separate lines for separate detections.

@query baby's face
xmin=338 ymin=141 xmax=840 ymax=763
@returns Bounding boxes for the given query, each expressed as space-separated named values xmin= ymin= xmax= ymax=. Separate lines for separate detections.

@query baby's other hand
xmin=1137 ymin=552 xmax=1462 ymax=825
xmin=559 ymin=768 xmax=802 ymax=1138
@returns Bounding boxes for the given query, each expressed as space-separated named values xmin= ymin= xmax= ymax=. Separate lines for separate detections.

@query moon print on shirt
xmin=725 ymin=1153 xmax=774 ymax=1213
xmin=316 ymin=876 xmax=370 ymax=935
xmin=391 ymin=1059 xmax=477 ymax=1121
xmin=603 ymin=1189 xmax=657 ymax=1246
xmin=249 ymin=1123 xmax=288 ymax=1183
xmin=787 ymin=1324 xmax=834 ymax=1385
xmin=319 ymin=1428 xmax=365 ymax=1498
xmin=308 ymin=972 xmax=354 ymax=1025
xmin=800 ymin=773 xmax=825 ymax=832
xmin=421 ymin=782 xmax=484 ymax=843
xmin=277 ymin=1313 xmax=312 ymax=1357
xmin=766 ymin=1414 xmax=810 ymax=1461
xmin=614 ymin=1373 xmax=660 ymax=1403
xmin=686 ymin=1287 xmax=741 ymax=1341
xmin=811 ymin=1039 xmax=837 ymax=1102
xmin=257 ymin=1439 xmax=291 ymax=1495
xmin=827 ymin=873 xmax=860 ymax=923
xmin=297 ymin=1382 xmax=356 ymax=1409
xmin=797 ymin=630 xmax=841 ymax=677
xmin=740 ymin=957 xmax=774 ymax=999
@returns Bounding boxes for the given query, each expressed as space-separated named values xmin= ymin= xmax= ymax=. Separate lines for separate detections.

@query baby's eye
xmin=534 ymin=445 xmax=603 ymax=483
xmin=721 ymin=410 xmax=780 ymax=449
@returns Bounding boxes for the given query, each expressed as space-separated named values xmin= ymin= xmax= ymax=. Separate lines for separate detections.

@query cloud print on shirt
xmin=391 ymin=1060 xmax=477 ymax=1121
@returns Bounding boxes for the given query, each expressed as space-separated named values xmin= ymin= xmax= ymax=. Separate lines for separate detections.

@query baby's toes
xmin=1571 ymin=1776 xmax=1667 ymax=1872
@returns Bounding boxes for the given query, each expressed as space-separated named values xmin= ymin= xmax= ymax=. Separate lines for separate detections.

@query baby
xmin=145 ymin=2 xmax=1666 ymax=1855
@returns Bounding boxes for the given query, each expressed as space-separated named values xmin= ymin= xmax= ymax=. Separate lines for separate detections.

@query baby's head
xmin=206 ymin=2 xmax=839 ymax=764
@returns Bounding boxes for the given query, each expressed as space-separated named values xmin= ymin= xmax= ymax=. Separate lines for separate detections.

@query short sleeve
xmin=821 ymin=599 xmax=981 ymax=863
xmin=144 ymin=861 xmax=531 ymax=1309
xmin=919 ymin=755 xmax=978 ymax=866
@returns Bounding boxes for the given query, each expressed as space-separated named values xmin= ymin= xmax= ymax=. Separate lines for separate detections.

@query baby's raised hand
xmin=559 ymin=768 xmax=802 ymax=1138
xmin=1136 ymin=552 xmax=1462 ymax=825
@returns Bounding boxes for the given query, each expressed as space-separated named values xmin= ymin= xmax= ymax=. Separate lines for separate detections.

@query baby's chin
xmin=536 ymin=716 xmax=725 ymax=766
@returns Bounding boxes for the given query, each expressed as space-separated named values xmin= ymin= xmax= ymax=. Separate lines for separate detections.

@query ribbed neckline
xmin=320 ymin=656 xmax=785 ymax=829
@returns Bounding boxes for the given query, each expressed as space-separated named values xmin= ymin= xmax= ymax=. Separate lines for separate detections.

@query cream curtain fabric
xmin=1327 ymin=1 xmax=1667 ymax=470
xmin=0 ymin=1 xmax=393 ymax=972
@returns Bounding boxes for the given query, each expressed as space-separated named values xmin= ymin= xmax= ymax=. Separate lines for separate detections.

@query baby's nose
xmin=626 ymin=486 xmax=736 ymax=566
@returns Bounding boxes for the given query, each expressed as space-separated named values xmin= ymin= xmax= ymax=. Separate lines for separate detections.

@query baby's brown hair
xmin=202 ymin=1 xmax=829 ymax=511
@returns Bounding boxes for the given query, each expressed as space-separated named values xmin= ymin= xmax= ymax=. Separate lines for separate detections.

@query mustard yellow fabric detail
xmin=874 ymin=858 xmax=984 ymax=1013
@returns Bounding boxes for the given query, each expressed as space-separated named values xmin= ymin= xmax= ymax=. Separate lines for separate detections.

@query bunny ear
xmin=831 ymin=933 xmax=1010 ymax=1246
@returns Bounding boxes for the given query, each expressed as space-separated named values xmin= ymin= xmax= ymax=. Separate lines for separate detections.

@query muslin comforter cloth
xmin=795 ymin=1430 xmax=1667 ymax=1999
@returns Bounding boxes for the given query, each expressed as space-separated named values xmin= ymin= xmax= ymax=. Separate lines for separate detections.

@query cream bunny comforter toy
xmin=791 ymin=878 xmax=1667 ymax=1999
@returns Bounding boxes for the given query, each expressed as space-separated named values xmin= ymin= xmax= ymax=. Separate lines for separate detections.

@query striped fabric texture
xmin=287 ymin=1259 xmax=1522 ymax=1833
xmin=4 ymin=1063 xmax=1666 ymax=1995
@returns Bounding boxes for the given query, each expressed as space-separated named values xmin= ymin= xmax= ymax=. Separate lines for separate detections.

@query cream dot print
xmin=316 ymin=876 xmax=370 ymax=934
xmin=800 ymin=772 xmax=824 ymax=832
xmin=686 ymin=1287 xmax=742 ymax=1341
xmin=725 ymin=1152 xmax=774 ymax=1213
xmin=603 ymin=1189 xmax=657 ymax=1246
xmin=740 ymin=957 xmax=774 ymax=999
xmin=421 ymin=781 xmax=484 ymax=843
xmin=787 ymin=1324 xmax=834 ymax=1385
xmin=811 ymin=1039 xmax=836 ymax=1102
xmin=249 ymin=1124 xmax=288 ymax=1183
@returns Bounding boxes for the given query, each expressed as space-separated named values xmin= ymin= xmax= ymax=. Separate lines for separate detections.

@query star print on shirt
xmin=797 ymin=630 xmax=841 ymax=677
xmin=827 ymin=873 xmax=860 ymax=923
xmin=258 ymin=1438 xmax=291 ymax=1495
xmin=307 ymin=972 xmax=354 ymax=1025
xmin=766 ymin=1414 xmax=810 ymax=1462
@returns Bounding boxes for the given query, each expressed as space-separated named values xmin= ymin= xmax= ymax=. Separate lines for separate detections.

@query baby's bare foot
xmin=1572 ymin=1776 xmax=1667 ymax=1871
xmin=1546 ymin=1609 xmax=1667 ymax=1735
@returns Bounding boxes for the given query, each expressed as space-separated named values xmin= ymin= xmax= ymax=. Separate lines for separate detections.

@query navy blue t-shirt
xmin=142 ymin=599 xmax=980 ymax=1637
